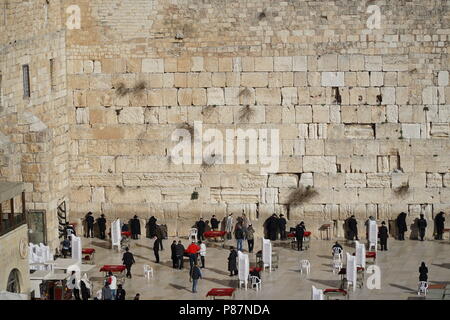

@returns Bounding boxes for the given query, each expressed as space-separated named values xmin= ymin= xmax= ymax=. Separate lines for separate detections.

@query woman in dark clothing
xmin=396 ymin=212 xmax=408 ymax=240
xmin=435 ymin=212 xmax=446 ymax=240
xmin=227 ymin=247 xmax=238 ymax=276
xmin=419 ymin=262 xmax=428 ymax=282
xmin=80 ymin=280 xmax=90 ymax=300
xmin=130 ymin=215 xmax=141 ymax=240
xmin=116 ymin=284 xmax=126 ymax=300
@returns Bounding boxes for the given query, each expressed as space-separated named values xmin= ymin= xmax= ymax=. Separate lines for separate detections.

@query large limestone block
xmin=255 ymin=88 xmax=281 ymax=105
xmin=274 ymin=57 xmax=293 ymax=71
xmin=240 ymin=72 xmax=268 ymax=87
xmin=254 ymin=57 xmax=273 ymax=72
xmin=105 ymin=187 xmax=161 ymax=204
xmin=367 ymin=173 xmax=391 ymax=188
xmin=317 ymin=54 xmax=337 ymax=71
xmin=261 ymin=188 xmax=278 ymax=204
xmin=345 ymin=173 xmax=366 ymax=188
xmin=281 ymin=87 xmax=298 ymax=105
xmin=303 ymin=156 xmax=337 ymax=173
xmin=207 ymin=88 xmax=225 ymax=105
xmin=401 ymin=123 xmax=421 ymax=139
xmin=118 ymin=107 xmax=144 ymax=124
xmin=426 ymin=173 xmax=443 ymax=188
xmin=142 ymin=59 xmax=164 ymax=73
xmin=365 ymin=56 xmax=382 ymax=71
xmin=321 ymin=72 xmax=344 ymax=86
xmin=344 ymin=124 xmax=375 ymax=139
xmin=268 ymin=174 xmax=298 ymax=188
xmin=349 ymin=156 xmax=377 ymax=173
xmin=293 ymin=56 xmax=307 ymax=71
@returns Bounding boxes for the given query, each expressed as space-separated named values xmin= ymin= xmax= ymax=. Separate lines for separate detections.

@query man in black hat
xmin=130 ymin=215 xmax=141 ymax=240
xmin=85 ymin=212 xmax=94 ymax=238
xmin=435 ymin=212 xmax=446 ymax=240
xmin=396 ymin=212 xmax=407 ymax=240
xmin=379 ymin=221 xmax=389 ymax=251
xmin=418 ymin=214 xmax=427 ymax=241
xmin=97 ymin=214 xmax=106 ymax=240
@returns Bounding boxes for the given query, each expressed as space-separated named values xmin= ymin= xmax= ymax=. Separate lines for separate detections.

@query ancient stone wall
xmin=0 ymin=0 xmax=70 ymax=249
xmin=2 ymin=0 xmax=450 ymax=243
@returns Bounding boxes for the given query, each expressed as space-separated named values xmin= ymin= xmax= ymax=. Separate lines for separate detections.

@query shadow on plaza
xmin=207 ymin=267 xmax=230 ymax=276
xmin=308 ymin=278 xmax=341 ymax=288
xmin=90 ymin=241 xmax=112 ymax=250
xmin=432 ymin=263 xmax=450 ymax=270
xmin=203 ymin=277 xmax=238 ymax=287
xmin=169 ymin=283 xmax=192 ymax=293
xmin=388 ymin=283 xmax=417 ymax=294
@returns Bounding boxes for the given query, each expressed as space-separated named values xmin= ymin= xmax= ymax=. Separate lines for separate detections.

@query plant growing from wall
xmin=191 ymin=191 xmax=199 ymax=200
xmin=115 ymin=82 xmax=130 ymax=97
xmin=239 ymin=105 xmax=255 ymax=122
xmin=133 ymin=80 xmax=147 ymax=95
xmin=394 ymin=183 xmax=409 ymax=197
xmin=287 ymin=185 xmax=318 ymax=205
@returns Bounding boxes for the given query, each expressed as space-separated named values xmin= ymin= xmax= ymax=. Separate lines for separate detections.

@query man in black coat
xmin=171 ymin=240 xmax=178 ymax=268
xmin=130 ymin=215 xmax=141 ymax=240
xmin=122 ymin=247 xmax=135 ymax=279
xmin=418 ymin=214 xmax=427 ymax=241
xmin=85 ymin=212 xmax=94 ymax=238
xmin=148 ymin=216 xmax=157 ymax=238
xmin=227 ymin=247 xmax=238 ymax=276
xmin=295 ymin=222 xmax=305 ymax=251
xmin=266 ymin=214 xmax=278 ymax=241
xmin=347 ymin=215 xmax=359 ymax=241
xmin=435 ymin=212 xmax=446 ymax=240
xmin=379 ymin=221 xmax=389 ymax=251
xmin=396 ymin=212 xmax=407 ymax=240
xmin=196 ymin=218 xmax=206 ymax=241
xmin=96 ymin=214 xmax=106 ymax=239
xmin=153 ymin=237 xmax=161 ymax=263
xmin=210 ymin=215 xmax=219 ymax=231
xmin=175 ymin=241 xmax=185 ymax=270
xmin=279 ymin=214 xmax=287 ymax=240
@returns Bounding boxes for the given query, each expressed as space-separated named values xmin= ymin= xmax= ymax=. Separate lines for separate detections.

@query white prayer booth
xmin=71 ymin=235 xmax=82 ymax=264
xmin=261 ymin=238 xmax=272 ymax=272
xmin=238 ymin=251 xmax=249 ymax=290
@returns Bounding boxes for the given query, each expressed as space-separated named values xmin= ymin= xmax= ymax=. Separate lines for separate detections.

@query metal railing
xmin=0 ymin=213 xmax=27 ymax=237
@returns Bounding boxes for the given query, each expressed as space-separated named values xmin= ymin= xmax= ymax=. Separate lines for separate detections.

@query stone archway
xmin=6 ymin=269 xmax=21 ymax=293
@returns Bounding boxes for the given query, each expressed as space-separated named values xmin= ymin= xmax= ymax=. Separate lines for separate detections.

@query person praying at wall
xmin=396 ymin=212 xmax=407 ymax=240
xmin=85 ymin=212 xmax=94 ymax=238
xmin=347 ymin=215 xmax=359 ymax=241
xmin=435 ymin=212 xmax=446 ymax=240
xmin=196 ymin=218 xmax=206 ymax=241
xmin=225 ymin=214 xmax=234 ymax=240
xmin=97 ymin=214 xmax=107 ymax=240
xmin=418 ymin=214 xmax=427 ymax=241
xmin=210 ymin=215 xmax=219 ymax=231
xmin=130 ymin=215 xmax=141 ymax=240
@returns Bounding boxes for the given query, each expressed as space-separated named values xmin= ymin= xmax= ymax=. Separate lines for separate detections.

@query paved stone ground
xmin=80 ymin=236 xmax=450 ymax=300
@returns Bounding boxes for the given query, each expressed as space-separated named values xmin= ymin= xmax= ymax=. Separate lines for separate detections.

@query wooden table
xmin=99 ymin=265 xmax=126 ymax=281
xmin=206 ymin=288 xmax=236 ymax=300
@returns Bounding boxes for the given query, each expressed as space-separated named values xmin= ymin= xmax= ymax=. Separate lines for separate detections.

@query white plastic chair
xmin=143 ymin=264 xmax=154 ymax=279
xmin=368 ymin=242 xmax=376 ymax=252
xmin=250 ymin=276 xmax=261 ymax=291
xmin=332 ymin=247 xmax=343 ymax=261
xmin=300 ymin=259 xmax=310 ymax=275
xmin=188 ymin=228 xmax=198 ymax=242
xmin=417 ymin=281 xmax=428 ymax=296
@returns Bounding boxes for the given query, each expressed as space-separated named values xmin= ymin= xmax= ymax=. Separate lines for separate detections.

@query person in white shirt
xmin=225 ymin=214 xmax=234 ymax=240
xmin=67 ymin=271 xmax=80 ymax=300
xmin=198 ymin=240 xmax=206 ymax=268
xmin=107 ymin=271 xmax=117 ymax=299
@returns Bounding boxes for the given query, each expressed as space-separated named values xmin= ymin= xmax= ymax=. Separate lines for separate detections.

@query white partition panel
xmin=111 ymin=219 xmax=121 ymax=249
xmin=71 ymin=235 xmax=82 ymax=264
xmin=238 ymin=251 xmax=249 ymax=290
xmin=262 ymin=238 xmax=272 ymax=272
xmin=346 ymin=252 xmax=357 ymax=292
xmin=311 ymin=285 xmax=324 ymax=300
xmin=369 ymin=220 xmax=378 ymax=251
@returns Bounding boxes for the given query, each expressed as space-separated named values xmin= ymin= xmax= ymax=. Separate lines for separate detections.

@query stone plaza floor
xmin=81 ymin=235 xmax=450 ymax=300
